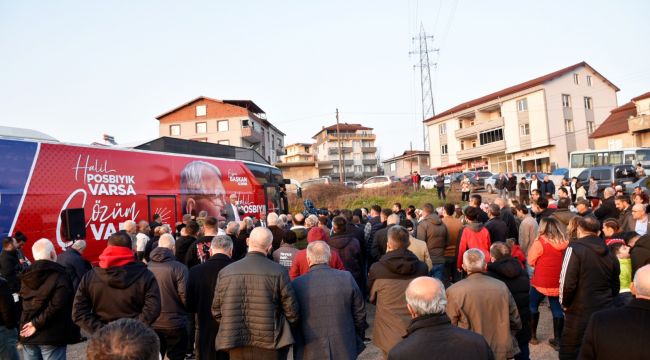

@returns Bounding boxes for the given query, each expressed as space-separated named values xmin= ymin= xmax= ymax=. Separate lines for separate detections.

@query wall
xmin=278 ymin=165 xmax=320 ymax=183
xmin=593 ymin=133 xmax=637 ymax=149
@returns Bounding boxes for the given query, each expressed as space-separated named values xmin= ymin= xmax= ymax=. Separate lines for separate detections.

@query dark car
xmin=577 ymin=165 xmax=638 ymax=194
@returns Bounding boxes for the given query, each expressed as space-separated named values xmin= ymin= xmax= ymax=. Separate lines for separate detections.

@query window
xmin=587 ymin=121 xmax=595 ymax=134
xmin=577 ymin=169 xmax=589 ymax=183
xmin=479 ymin=128 xmax=504 ymax=145
xmin=191 ymin=137 xmax=207 ymax=142
xmin=218 ymin=140 xmax=230 ymax=145
xmin=584 ymin=97 xmax=593 ymax=110
xmin=571 ymin=154 xmax=584 ymax=167
xmin=441 ymin=144 xmax=448 ymax=155
xmin=565 ymin=118 xmax=575 ymax=133
xmin=217 ymin=120 xmax=229 ymax=132
xmin=196 ymin=122 xmax=207 ymax=134
xmin=196 ymin=105 xmax=207 ymax=116
xmin=170 ymin=124 xmax=181 ymax=136
xmin=573 ymin=73 xmax=579 ymax=85
xmin=439 ymin=123 xmax=447 ymax=135
xmin=562 ymin=94 xmax=571 ymax=108
xmin=517 ymin=98 xmax=528 ymax=112
xmin=586 ymin=75 xmax=592 ymax=87
xmin=593 ymin=169 xmax=611 ymax=181
xmin=390 ymin=162 xmax=396 ymax=172
xmin=519 ymin=123 xmax=530 ymax=136
xmin=242 ymin=119 xmax=250 ymax=128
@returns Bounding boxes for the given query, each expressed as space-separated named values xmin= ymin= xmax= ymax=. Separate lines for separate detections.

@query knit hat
xmin=307 ymin=227 xmax=329 ymax=243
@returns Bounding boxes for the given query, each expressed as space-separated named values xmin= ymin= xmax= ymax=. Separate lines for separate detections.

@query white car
xmin=357 ymin=176 xmax=397 ymax=189
xmin=421 ymin=176 xmax=436 ymax=190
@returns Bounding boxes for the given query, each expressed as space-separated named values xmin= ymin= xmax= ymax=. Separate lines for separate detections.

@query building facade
xmin=425 ymin=62 xmax=619 ymax=173
xmin=382 ymin=151 xmax=432 ymax=178
xmin=312 ymin=123 xmax=378 ymax=180
xmin=275 ymin=143 xmax=320 ymax=182
xmin=156 ymin=96 xmax=285 ymax=164
xmin=590 ymin=92 xmax=650 ymax=149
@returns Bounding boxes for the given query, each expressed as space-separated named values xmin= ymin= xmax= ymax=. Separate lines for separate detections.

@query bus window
xmin=608 ymin=151 xmax=623 ymax=165
xmin=637 ymin=149 xmax=650 ymax=164
xmin=571 ymin=154 xmax=583 ymax=168
xmin=271 ymin=168 xmax=283 ymax=184
xmin=577 ymin=169 xmax=589 ymax=183
xmin=245 ymin=163 xmax=271 ymax=185
xmin=625 ymin=154 xmax=636 ymax=165
xmin=584 ymin=154 xmax=597 ymax=167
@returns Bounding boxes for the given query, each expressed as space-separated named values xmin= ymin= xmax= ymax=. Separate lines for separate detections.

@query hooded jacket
xmin=416 ymin=214 xmax=448 ymax=264
xmin=147 ymin=247 xmax=188 ymax=330
xmin=631 ymin=235 xmax=650 ymax=276
xmin=486 ymin=256 xmax=532 ymax=345
xmin=329 ymin=232 xmax=363 ymax=289
xmin=0 ymin=249 xmax=21 ymax=293
xmin=19 ymin=260 xmax=80 ymax=345
xmin=368 ymin=248 xmax=428 ymax=354
xmin=560 ymin=235 xmax=620 ymax=313
xmin=457 ymin=223 xmax=491 ymax=270
xmin=72 ymin=246 xmax=161 ymax=334
xmin=56 ymin=247 xmax=91 ymax=291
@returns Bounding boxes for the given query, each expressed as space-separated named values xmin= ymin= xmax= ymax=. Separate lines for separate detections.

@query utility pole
xmin=410 ymin=24 xmax=438 ymax=151
xmin=336 ymin=109 xmax=345 ymax=183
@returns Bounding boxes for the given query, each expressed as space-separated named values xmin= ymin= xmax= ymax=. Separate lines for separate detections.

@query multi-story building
xmin=425 ymin=62 xmax=619 ymax=173
xmin=155 ymin=96 xmax=285 ymax=164
xmin=312 ymin=123 xmax=378 ymax=179
xmin=275 ymin=143 xmax=320 ymax=181
xmin=383 ymin=150 xmax=432 ymax=178
xmin=590 ymin=92 xmax=650 ymax=148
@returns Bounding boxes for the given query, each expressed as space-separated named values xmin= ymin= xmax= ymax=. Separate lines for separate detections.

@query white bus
xmin=569 ymin=148 xmax=650 ymax=178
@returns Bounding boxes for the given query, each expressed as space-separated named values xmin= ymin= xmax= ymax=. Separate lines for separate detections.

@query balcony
xmin=629 ymin=115 xmax=650 ymax=133
xmin=241 ymin=127 xmax=263 ymax=143
xmin=362 ymin=159 xmax=377 ymax=165
xmin=455 ymin=117 xmax=504 ymax=139
xmin=361 ymin=147 xmax=377 ymax=153
xmin=276 ymin=148 xmax=286 ymax=156
xmin=328 ymin=147 xmax=353 ymax=155
xmin=316 ymin=161 xmax=333 ymax=169
xmin=326 ymin=133 xmax=376 ymax=141
xmin=457 ymin=140 xmax=506 ymax=160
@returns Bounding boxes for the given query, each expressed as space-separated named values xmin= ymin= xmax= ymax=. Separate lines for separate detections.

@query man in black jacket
xmin=494 ymin=198 xmax=518 ymax=241
xmin=187 ymin=235 xmax=234 ymax=360
xmin=594 ymin=187 xmax=620 ymax=223
xmin=56 ymin=240 xmax=91 ymax=291
xmin=148 ymin=234 xmax=189 ymax=360
xmin=72 ymin=232 xmax=161 ymax=335
xmin=388 ymin=276 xmax=493 ymax=360
xmin=485 ymin=204 xmax=508 ymax=244
xmin=0 ymin=237 xmax=22 ymax=294
xmin=364 ymin=205 xmax=385 ymax=269
xmin=579 ymin=264 xmax=650 ymax=360
xmin=470 ymin=195 xmax=489 ymax=224
xmin=184 ymin=217 xmax=218 ymax=268
xmin=0 ymin=276 xmax=19 ymax=360
xmin=174 ymin=220 xmax=200 ymax=266
xmin=19 ymin=239 xmax=80 ymax=358
xmin=487 ymin=242 xmax=531 ymax=360
xmin=559 ymin=216 xmax=620 ymax=360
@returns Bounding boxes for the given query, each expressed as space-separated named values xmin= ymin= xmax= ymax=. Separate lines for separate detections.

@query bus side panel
xmin=11 ymin=143 xmax=268 ymax=263
xmin=0 ymin=139 xmax=39 ymax=238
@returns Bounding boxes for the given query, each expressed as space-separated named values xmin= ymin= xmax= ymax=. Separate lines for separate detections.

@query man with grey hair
xmin=122 ymin=219 xmax=138 ymax=250
xmin=213 ymin=227 xmax=299 ymax=359
xmin=57 ymin=240 xmax=91 ymax=291
xmin=446 ymin=249 xmax=521 ymax=359
xmin=180 ymin=160 xmax=226 ymax=220
xmin=20 ymin=238 xmax=80 ymax=358
xmin=136 ymin=220 xmax=151 ymax=262
xmin=595 ymin=186 xmax=620 ymax=223
xmin=148 ymin=234 xmax=189 ymax=360
xmin=388 ymin=277 xmax=493 ymax=359
xmin=292 ymin=241 xmax=367 ymax=359
xmin=579 ymin=264 xmax=650 ymax=359
xmin=267 ymin=212 xmax=287 ymax=252
xmin=187 ymin=235 xmax=233 ymax=360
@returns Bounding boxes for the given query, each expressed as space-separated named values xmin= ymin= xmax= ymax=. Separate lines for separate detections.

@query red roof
xmin=155 ymin=96 xmax=266 ymax=119
xmin=312 ymin=123 xmax=373 ymax=138
xmin=425 ymin=61 xmax=619 ymax=123
xmin=589 ymin=102 xmax=637 ymax=139
xmin=632 ymin=92 xmax=650 ymax=102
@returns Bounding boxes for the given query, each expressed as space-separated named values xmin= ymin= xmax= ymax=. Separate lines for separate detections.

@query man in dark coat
xmin=541 ymin=176 xmax=556 ymax=198
xmin=184 ymin=216 xmax=219 ymax=269
xmin=56 ymin=240 xmax=91 ymax=291
xmin=364 ymin=205 xmax=385 ymax=269
xmin=292 ymin=241 xmax=366 ymax=360
xmin=148 ymin=234 xmax=189 ymax=360
xmin=388 ymin=276 xmax=493 ymax=360
xmin=506 ymin=173 xmax=517 ymax=200
xmin=19 ymin=239 xmax=80 ymax=358
xmin=470 ymin=195 xmax=489 ymax=224
xmin=559 ymin=216 xmax=620 ymax=360
xmin=371 ymin=218 xmax=396 ymax=262
xmin=631 ymin=234 xmax=650 ymax=276
xmin=0 ymin=237 xmax=22 ymax=294
xmin=416 ymin=203 xmax=448 ymax=282
xmin=0 ymin=275 xmax=19 ymax=360
xmin=174 ymin=220 xmax=200 ymax=266
xmin=329 ymin=216 xmax=364 ymax=290
xmin=494 ymin=198 xmax=518 ymax=241
xmin=594 ymin=187 xmax=620 ymax=223
xmin=187 ymin=235 xmax=234 ymax=360
xmin=486 ymin=242 xmax=531 ymax=360
xmin=485 ymin=204 xmax=508 ymax=244
xmin=212 ymin=227 xmax=299 ymax=359
xmin=267 ymin=212 xmax=287 ymax=252
xmin=578 ymin=264 xmax=650 ymax=360
xmin=72 ymin=232 xmax=161 ymax=335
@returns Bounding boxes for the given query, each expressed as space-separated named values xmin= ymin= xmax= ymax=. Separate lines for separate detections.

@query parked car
xmin=552 ymin=168 xmax=569 ymax=180
xmin=484 ymin=174 xmax=500 ymax=194
xmin=625 ymin=176 xmax=649 ymax=195
xmin=301 ymin=177 xmax=332 ymax=190
xmin=577 ymin=165 xmax=638 ymax=195
xmin=451 ymin=171 xmax=493 ymax=191
xmin=357 ymin=175 xmax=399 ymax=189
xmin=343 ymin=181 xmax=359 ymax=189
xmin=421 ymin=176 xmax=435 ymax=190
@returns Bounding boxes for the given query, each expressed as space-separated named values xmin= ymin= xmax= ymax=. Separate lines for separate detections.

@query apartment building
xmin=383 ymin=150 xmax=432 ymax=178
xmin=425 ymin=62 xmax=619 ymax=174
xmin=590 ymin=92 xmax=650 ymax=148
xmin=275 ymin=143 xmax=320 ymax=181
xmin=312 ymin=123 xmax=378 ymax=179
xmin=156 ymin=96 xmax=285 ymax=164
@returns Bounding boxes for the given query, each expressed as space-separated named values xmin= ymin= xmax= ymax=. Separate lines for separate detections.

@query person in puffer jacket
xmin=559 ymin=216 xmax=620 ymax=360
xmin=72 ymin=232 xmax=161 ymax=335
xmin=456 ymin=206 xmax=492 ymax=271
xmin=329 ymin=216 xmax=363 ymax=291
xmin=212 ymin=227 xmax=299 ymax=359
xmin=416 ymin=203 xmax=448 ymax=281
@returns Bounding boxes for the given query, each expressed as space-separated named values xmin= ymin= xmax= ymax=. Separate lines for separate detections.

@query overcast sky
xmin=1 ymin=0 xmax=648 ymax=160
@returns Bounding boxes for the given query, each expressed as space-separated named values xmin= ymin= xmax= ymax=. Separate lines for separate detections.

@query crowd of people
xmin=1 ymin=177 xmax=650 ymax=360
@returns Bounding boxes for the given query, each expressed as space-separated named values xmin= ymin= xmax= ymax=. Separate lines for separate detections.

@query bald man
xmin=212 ymin=227 xmax=299 ymax=359
xmin=388 ymin=277 xmax=493 ymax=360
xmin=579 ymin=265 xmax=650 ymax=359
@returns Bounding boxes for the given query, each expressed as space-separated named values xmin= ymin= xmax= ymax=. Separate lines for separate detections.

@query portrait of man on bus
xmin=180 ymin=161 xmax=226 ymax=220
